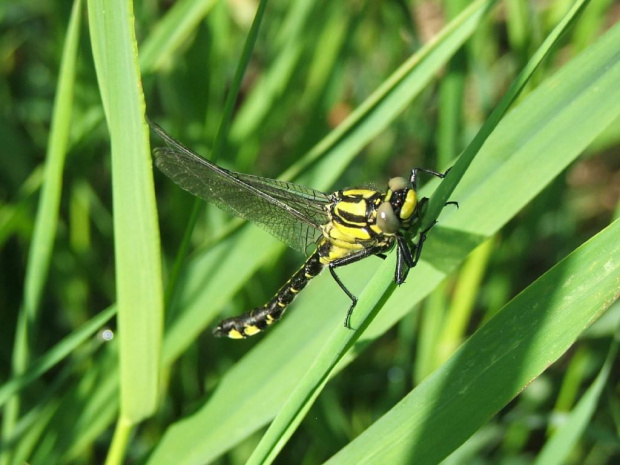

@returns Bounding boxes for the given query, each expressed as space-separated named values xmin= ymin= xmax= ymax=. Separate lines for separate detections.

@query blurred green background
xmin=1 ymin=0 xmax=619 ymax=463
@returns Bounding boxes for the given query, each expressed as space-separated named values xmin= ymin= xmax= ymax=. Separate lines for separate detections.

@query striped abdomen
xmin=213 ymin=249 xmax=325 ymax=339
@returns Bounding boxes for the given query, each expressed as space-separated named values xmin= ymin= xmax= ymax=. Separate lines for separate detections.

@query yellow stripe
xmin=243 ymin=325 xmax=261 ymax=336
xmin=329 ymin=237 xmax=364 ymax=250
xmin=328 ymin=225 xmax=356 ymax=243
xmin=326 ymin=244 xmax=363 ymax=262
xmin=335 ymin=199 xmax=367 ymax=222
xmin=342 ymin=189 xmax=377 ymax=198
xmin=400 ymin=190 xmax=417 ymax=220
xmin=228 ymin=329 xmax=244 ymax=339
xmin=370 ymin=224 xmax=382 ymax=235
xmin=332 ymin=223 xmax=372 ymax=241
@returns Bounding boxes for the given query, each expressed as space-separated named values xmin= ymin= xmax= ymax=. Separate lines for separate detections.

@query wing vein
xmin=150 ymin=121 xmax=332 ymax=253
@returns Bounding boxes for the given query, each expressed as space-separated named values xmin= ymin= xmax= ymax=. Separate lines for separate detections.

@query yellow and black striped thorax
xmin=320 ymin=178 xmax=418 ymax=264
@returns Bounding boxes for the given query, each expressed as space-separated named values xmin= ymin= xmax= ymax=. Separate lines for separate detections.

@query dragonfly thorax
xmin=319 ymin=177 xmax=419 ymax=266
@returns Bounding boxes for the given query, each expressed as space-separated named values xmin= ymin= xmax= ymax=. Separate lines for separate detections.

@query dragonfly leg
xmin=409 ymin=167 xmax=450 ymax=189
xmin=327 ymin=245 xmax=392 ymax=329
xmin=328 ymin=266 xmax=357 ymax=329
xmin=394 ymin=234 xmax=413 ymax=284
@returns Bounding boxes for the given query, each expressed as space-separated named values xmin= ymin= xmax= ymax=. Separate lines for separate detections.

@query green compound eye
xmin=377 ymin=202 xmax=400 ymax=234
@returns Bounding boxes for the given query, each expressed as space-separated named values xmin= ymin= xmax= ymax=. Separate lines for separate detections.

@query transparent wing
xmin=150 ymin=122 xmax=332 ymax=254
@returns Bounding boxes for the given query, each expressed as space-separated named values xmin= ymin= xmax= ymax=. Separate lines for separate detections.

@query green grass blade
xmin=424 ymin=0 xmax=591 ymax=230
xmin=326 ymin=219 xmax=620 ymax=464
xmin=436 ymin=0 xmax=468 ymax=169
xmin=436 ymin=237 xmax=494 ymax=362
xmin=15 ymin=0 xmax=82 ymax=371
xmin=61 ymin=351 xmax=119 ymax=463
xmin=285 ymin=0 xmax=497 ymax=186
xmin=149 ymin=18 xmax=620 ymax=464
xmin=210 ymin=0 xmax=269 ymax=160
xmin=229 ymin=0 xmax=316 ymax=143
xmin=0 ymin=306 xmax=116 ymax=407
xmin=534 ymin=325 xmax=619 ymax=465
xmin=139 ymin=0 xmax=218 ymax=74
xmin=414 ymin=283 xmax=449 ymax=382
xmin=87 ymin=0 xmax=163 ymax=452
xmin=1 ymin=0 xmax=82 ymax=461
xmin=0 ymin=166 xmax=44 ymax=248
xmin=6 ymin=399 xmax=57 ymax=464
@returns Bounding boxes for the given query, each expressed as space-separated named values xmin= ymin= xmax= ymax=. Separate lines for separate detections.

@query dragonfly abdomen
xmin=213 ymin=250 xmax=325 ymax=339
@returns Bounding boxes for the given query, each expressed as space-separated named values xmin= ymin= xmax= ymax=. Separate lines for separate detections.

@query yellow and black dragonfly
xmin=150 ymin=121 xmax=449 ymax=339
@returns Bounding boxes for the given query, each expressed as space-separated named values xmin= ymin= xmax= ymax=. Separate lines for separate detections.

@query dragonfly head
xmin=376 ymin=177 xmax=418 ymax=234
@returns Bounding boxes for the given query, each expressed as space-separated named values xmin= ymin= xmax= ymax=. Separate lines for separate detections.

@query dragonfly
xmin=150 ymin=120 xmax=450 ymax=339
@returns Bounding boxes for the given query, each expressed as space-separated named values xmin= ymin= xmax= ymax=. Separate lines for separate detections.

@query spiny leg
xmin=394 ymin=219 xmax=440 ymax=285
xmin=326 ymin=245 xmax=391 ymax=330
xmin=394 ymin=234 xmax=413 ymax=285
xmin=329 ymin=266 xmax=357 ymax=329
xmin=411 ymin=220 xmax=437 ymax=267
xmin=405 ymin=198 xmax=459 ymax=279
xmin=409 ymin=167 xmax=450 ymax=189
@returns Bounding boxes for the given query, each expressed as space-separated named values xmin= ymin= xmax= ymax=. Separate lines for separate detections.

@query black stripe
xmin=335 ymin=208 xmax=367 ymax=224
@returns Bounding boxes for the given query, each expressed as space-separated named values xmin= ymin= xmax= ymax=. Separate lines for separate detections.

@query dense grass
xmin=1 ymin=0 xmax=619 ymax=464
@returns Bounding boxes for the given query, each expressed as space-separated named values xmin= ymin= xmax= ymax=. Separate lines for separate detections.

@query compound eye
xmin=377 ymin=202 xmax=400 ymax=234
xmin=400 ymin=189 xmax=417 ymax=220
xmin=388 ymin=177 xmax=408 ymax=192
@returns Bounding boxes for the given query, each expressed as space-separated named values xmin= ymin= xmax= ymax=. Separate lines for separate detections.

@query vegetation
xmin=1 ymin=0 xmax=619 ymax=463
